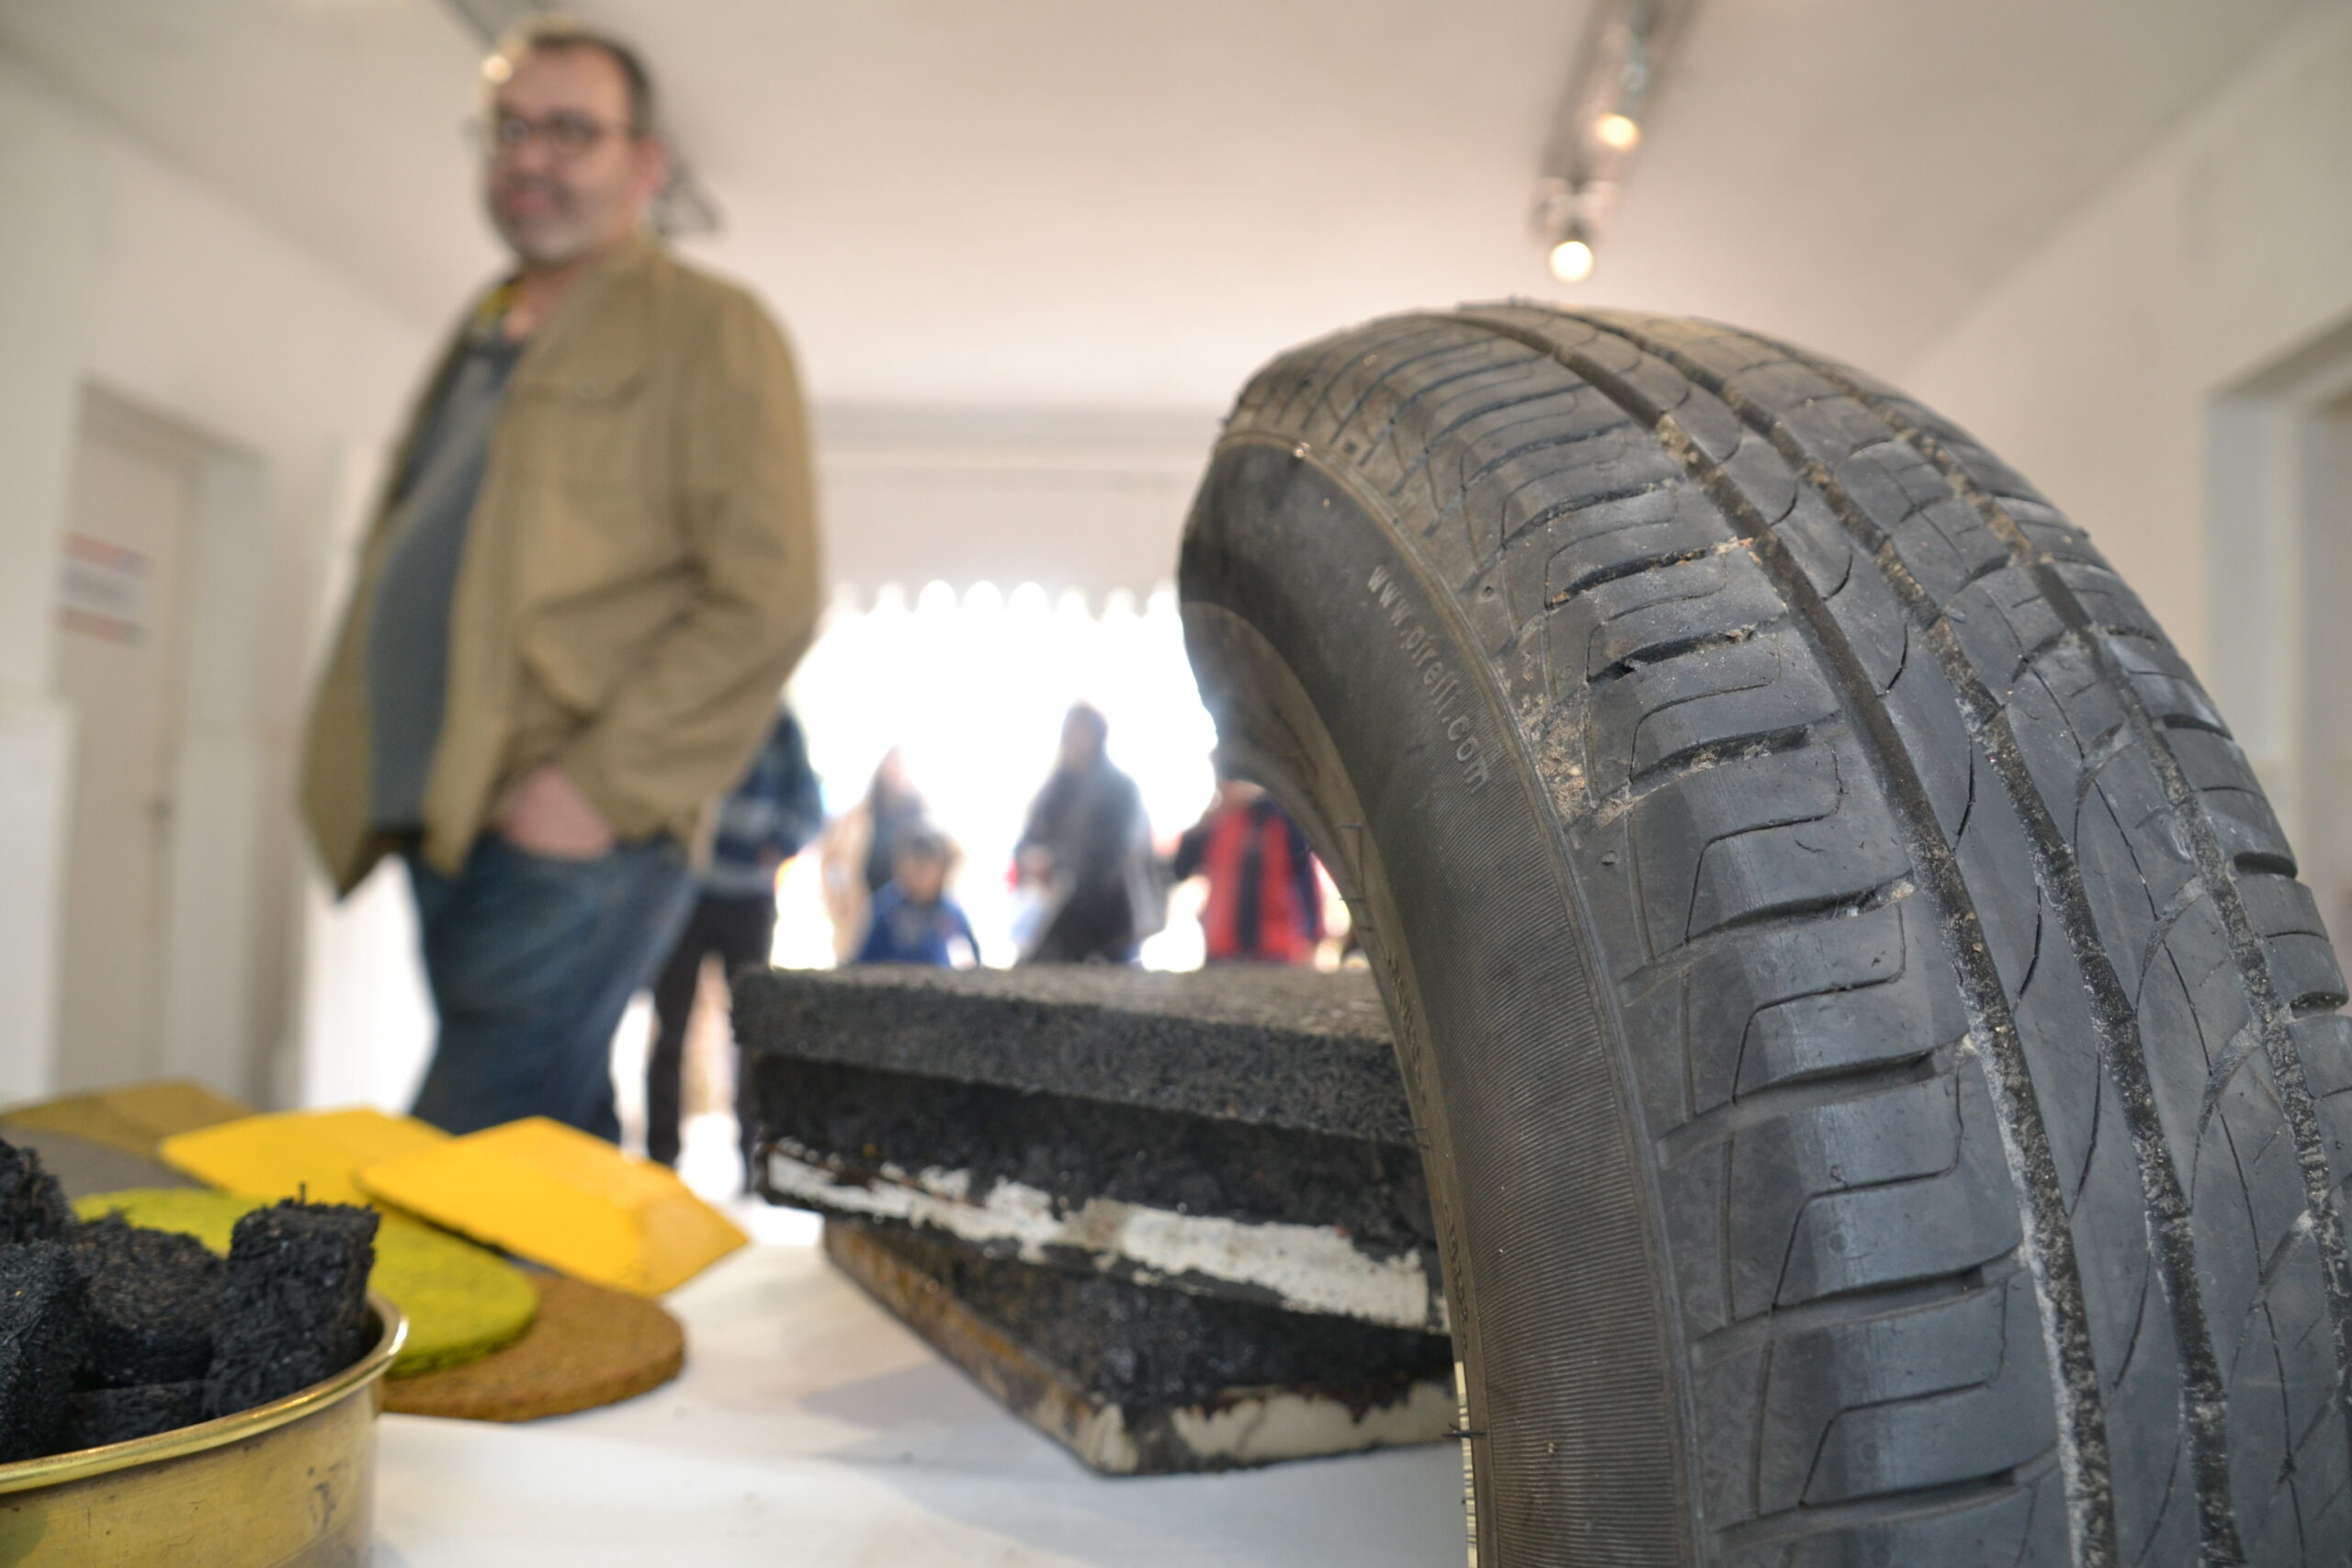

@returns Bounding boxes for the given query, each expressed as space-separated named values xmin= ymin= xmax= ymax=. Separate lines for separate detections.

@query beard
xmin=488 ymin=174 xmax=612 ymax=267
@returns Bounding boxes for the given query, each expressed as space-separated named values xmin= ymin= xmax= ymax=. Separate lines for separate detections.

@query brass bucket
xmin=0 ymin=1294 xmax=406 ymax=1566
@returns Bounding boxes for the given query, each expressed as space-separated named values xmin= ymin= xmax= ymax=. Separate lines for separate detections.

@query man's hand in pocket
xmin=497 ymin=764 xmax=616 ymax=860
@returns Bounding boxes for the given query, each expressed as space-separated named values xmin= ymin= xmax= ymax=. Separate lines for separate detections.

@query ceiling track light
xmin=1529 ymin=0 xmax=1702 ymax=284
xmin=1594 ymin=111 xmax=1641 ymax=152
xmin=1548 ymin=222 xmax=1597 ymax=285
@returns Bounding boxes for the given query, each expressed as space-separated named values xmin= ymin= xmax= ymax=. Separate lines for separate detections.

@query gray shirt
xmin=366 ymin=329 xmax=524 ymax=829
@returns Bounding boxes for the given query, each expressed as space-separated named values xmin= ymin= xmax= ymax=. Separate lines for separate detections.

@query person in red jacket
xmin=1170 ymin=773 xmax=1325 ymax=965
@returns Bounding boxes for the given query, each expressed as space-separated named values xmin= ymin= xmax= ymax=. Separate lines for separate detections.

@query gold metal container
xmin=0 ymin=1295 xmax=406 ymax=1566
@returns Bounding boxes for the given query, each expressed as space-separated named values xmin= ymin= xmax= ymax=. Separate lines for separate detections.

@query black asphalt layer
xmin=734 ymin=964 xmax=1411 ymax=1143
xmin=837 ymin=1222 xmax=1451 ymax=1473
xmin=754 ymin=1055 xmax=1433 ymax=1261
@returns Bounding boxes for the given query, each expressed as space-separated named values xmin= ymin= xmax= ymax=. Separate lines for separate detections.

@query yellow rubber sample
xmin=158 ymin=1107 xmax=449 ymax=1206
xmin=358 ymin=1117 xmax=749 ymax=1296
xmin=1 ymin=1079 xmax=255 ymax=1158
xmin=77 ymin=1187 xmax=540 ymax=1377
xmin=74 ymin=1187 xmax=258 ymax=1253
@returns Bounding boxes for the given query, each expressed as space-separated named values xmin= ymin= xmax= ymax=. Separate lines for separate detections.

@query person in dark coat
xmin=1014 ymin=704 xmax=1160 ymax=964
xmin=644 ymin=706 xmax=822 ymax=1169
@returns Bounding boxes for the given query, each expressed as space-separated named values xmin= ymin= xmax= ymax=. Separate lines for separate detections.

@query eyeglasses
xmin=467 ymin=111 xmax=633 ymax=163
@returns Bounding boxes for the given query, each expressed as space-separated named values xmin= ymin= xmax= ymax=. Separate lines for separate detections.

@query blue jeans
xmin=406 ymin=833 xmax=695 ymax=1142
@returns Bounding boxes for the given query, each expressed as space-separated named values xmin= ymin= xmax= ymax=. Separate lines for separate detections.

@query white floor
xmin=372 ymin=1193 xmax=1465 ymax=1565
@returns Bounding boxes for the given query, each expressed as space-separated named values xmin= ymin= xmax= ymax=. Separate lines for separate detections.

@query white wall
xmin=1900 ymin=1 xmax=2352 ymax=729
xmin=0 ymin=54 xmax=430 ymax=1104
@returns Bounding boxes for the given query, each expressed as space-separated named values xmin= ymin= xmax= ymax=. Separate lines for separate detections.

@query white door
xmin=51 ymin=399 xmax=201 ymax=1092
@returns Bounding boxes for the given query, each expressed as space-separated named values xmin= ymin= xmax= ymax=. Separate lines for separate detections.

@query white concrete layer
xmin=764 ymin=1145 xmax=1446 ymax=1332
xmin=1163 ymin=1380 xmax=1456 ymax=1473
xmin=376 ymin=1234 xmax=1465 ymax=1567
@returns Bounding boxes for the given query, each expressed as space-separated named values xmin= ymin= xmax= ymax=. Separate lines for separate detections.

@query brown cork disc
xmin=382 ymin=1271 xmax=685 ymax=1422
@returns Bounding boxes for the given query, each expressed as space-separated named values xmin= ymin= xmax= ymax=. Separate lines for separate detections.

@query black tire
xmin=1177 ymin=306 xmax=2352 ymax=1566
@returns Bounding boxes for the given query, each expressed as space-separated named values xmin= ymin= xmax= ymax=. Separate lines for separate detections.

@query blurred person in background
xmin=1171 ymin=770 xmax=1324 ymax=965
xmin=819 ymin=747 xmax=926 ymax=961
xmin=645 ymin=705 xmax=823 ymax=1169
xmin=854 ymin=823 xmax=979 ymax=967
xmin=1014 ymin=704 xmax=1163 ymax=964
xmin=299 ymin=19 xmax=821 ymax=1140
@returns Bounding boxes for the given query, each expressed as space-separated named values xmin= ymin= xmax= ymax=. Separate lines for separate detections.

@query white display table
xmin=374 ymin=1212 xmax=1464 ymax=1566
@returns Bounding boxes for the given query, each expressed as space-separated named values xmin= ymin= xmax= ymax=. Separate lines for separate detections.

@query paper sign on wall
xmin=57 ymin=533 xmax=150 ymax=644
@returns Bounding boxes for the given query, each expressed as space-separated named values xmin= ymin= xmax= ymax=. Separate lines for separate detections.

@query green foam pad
xmin=77 ymin=1188 xmax=538 ymax=1377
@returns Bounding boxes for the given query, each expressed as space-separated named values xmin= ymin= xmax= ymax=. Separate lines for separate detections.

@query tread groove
xmin=1690 ymin=1255 xmax=2016 ymax=1368
xmin=1716 ymin=1452 xmax=2061 ymax=1553
xmin=1548 ymin=544 xmax=1723 ymax=607
xmin=1657 ymin=1042 xmax=1952 ymax=1167
xmin=1589 ymin=723 xmax=1820 ymax=829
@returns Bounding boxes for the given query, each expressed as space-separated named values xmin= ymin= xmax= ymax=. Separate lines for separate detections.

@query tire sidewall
xmin=1182 ymin=435 xmax=1695 ymax=1567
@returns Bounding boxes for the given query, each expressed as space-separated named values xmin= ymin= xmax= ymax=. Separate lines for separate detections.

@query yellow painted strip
xmin=158 ymin=1107 xmax=448 ymax=1206
xmin=358 ymin=1118 xmax=749 ymax=1296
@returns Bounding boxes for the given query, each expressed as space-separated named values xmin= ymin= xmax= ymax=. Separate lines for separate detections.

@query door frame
xmin=51 ymin=383 xmax=270 ymax=1100
xmin=2206 ymin=311 xmax=2352 ymax=850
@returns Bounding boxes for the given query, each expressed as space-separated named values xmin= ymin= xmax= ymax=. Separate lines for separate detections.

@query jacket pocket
xmin=507 ymin=367 xmax=652 ymax=488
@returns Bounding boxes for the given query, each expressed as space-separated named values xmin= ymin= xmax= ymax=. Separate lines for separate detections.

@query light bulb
xmin=481 ymin=53 xmax=514 ymax=84
xmin=1548 ymin=236 xmax=1596 ymax=284
xmin=1595 ymin=112 xmax=1641 ymax=152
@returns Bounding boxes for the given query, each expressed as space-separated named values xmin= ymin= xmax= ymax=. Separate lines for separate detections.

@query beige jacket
xmin=300 ymin=234 xmax=823 ymax=895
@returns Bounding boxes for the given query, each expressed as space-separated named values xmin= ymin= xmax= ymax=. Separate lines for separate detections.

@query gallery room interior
xmin=0 ymin=0 xmax=2348 ymax=1562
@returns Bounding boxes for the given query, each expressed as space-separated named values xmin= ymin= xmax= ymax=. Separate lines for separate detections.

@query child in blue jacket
xmin=855 ymin=824 xmax=979 ymax=967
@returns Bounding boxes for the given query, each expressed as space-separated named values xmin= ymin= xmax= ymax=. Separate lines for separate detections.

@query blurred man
xmin=300 ymin=20 xmax=821 ymax=1139
xmin=1014 ymin=704 xmax=1161 ymax=964
xmin=1171 ymin=773 xmax=1324 ymax=964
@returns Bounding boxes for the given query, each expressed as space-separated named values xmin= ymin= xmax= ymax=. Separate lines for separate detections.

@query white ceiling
xmin=0 ymin=0 xmax=2314 ymax=411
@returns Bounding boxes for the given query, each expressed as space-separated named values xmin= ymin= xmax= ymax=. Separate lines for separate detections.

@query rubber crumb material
xmin=382 ymin=1271 xmax=683 ymax=1421
xmin=76 ymin=1189 xmax=536 ymax=1378
xmin=0 ymin=1242 xmax=87 ymax=1461
xmin=0 ymin=1080 xmax=254 ymax=1160
xmin=735 ymin=964 xmax=1409 ymax=1142
xmin=159 ymin=1107 xmax=448 ymax=1208
xmin=68 ymin=1216 xmax=220 ymax=1386
xmin=64 ymin=1380 xmax=203 ymax=1450
xmin=203 ymin=1201 xmax=377 ymax=1419
xmin=0 ymin=1144 xmax=73 ymax=1246
xmin=358 ymin=1116 xmax=747 ymax=1297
